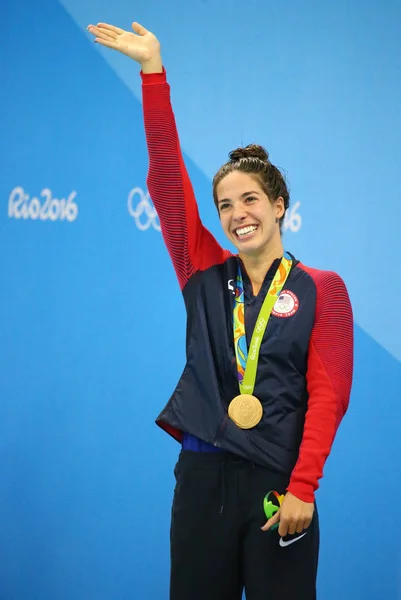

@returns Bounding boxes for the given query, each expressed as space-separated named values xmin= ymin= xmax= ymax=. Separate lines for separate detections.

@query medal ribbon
xmin=233 ymin=252 xmax=292 ymax=395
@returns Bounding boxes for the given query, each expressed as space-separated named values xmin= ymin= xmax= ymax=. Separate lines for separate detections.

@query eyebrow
xmin=217 ymin=191 xmax=260 ymax=205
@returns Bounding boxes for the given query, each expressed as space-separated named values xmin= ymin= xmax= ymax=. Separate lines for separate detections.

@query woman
xmin=87 ymin=21 xmax=354 ymax=600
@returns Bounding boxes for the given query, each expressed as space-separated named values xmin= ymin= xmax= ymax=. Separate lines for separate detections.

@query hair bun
xmin=229 ymin=144 xmax=270 ymax=163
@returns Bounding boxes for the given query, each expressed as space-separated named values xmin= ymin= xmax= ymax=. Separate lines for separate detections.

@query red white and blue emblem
xmin=272 ymin=290 xmax=299 ymax=318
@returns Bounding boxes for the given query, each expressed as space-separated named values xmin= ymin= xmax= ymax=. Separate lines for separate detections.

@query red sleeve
xmin=287 ymin=267 xmax=354 ymax=503
xmin=141 ymin=69 xmax=231 ymax=290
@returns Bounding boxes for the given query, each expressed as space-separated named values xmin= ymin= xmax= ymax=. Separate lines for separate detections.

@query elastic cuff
xmin=140 ymin=67 xmax=166 ymax=85
xmin=286 ymin=481 xmax=316 ymax=503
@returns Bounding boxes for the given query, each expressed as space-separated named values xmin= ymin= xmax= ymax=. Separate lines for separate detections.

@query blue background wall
xmin=1 ymin=0 xmax=400 ymax=598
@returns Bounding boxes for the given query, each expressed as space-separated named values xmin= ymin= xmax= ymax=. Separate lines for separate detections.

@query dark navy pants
xmin=170 ymin=450 xmax=319 ymax=600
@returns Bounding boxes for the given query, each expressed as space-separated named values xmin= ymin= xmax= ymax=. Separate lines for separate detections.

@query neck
xmin=239 ymin=239 xmax=284 ymax=295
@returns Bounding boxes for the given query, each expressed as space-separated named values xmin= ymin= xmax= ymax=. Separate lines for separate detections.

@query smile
xmin=234 ymin=225 xmax=258 ymax=240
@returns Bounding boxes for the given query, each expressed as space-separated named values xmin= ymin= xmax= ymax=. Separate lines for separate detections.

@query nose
xmin=232 ymin=203 xmax=248 ymax=222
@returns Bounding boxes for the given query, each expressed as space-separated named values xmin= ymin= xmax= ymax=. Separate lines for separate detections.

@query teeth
xmin=236 ymin=225 xmax=257 ymax=237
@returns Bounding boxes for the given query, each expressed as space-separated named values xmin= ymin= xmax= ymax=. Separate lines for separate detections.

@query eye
xmin=245 ymin=196 xmax=257 ymax=203
xmin=219 ymin=202 xmax=231 ymax=211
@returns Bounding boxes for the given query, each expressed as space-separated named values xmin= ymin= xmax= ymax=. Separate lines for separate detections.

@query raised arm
xmin=87 ymin=21 xmax=230 ymax=290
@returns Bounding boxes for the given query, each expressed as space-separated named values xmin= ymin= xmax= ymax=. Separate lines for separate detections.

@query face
xmin=216 ymin=171 xmax=284 ymax=256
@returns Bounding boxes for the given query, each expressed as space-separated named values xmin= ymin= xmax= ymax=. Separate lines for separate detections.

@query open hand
xmin=87 ymin=21 xmax=161 ymax=67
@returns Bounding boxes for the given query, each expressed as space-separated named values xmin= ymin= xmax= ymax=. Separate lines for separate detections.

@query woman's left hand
xmin=261 ymin=492 xmax=314 ymax=536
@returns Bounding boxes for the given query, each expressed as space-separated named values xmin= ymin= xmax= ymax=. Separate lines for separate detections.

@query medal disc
xmin=228 ymin=394 xmax=263 ymax=429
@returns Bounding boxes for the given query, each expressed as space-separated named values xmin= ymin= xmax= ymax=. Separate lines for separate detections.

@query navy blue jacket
xmin=142 ymin=69 xmax=353 ymax=502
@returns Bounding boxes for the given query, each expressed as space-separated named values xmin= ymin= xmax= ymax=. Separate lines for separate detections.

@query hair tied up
xmin=229 ymin=144 xmax=270 ymax=163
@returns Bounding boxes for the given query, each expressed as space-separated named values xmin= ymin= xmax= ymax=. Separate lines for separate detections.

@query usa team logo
xmin=272 ymin=290 xmax=299 ymax=318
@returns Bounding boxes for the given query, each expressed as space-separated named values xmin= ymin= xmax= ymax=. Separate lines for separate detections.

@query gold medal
xmin=228 ymin=394 xmax=263 ymax=429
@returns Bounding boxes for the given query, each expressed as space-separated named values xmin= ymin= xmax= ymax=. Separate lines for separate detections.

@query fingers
xmin=93 ymin=38 xmax=118 ymax=50
xmin=132 ymin=21 xmax=148 ymax=36
xmin=279 ymin=517 xmax=311 ymax=537
xmin=278 ymin=516 xmax=297 ymax=537
xmin=296 ymin=521 xmax=305 ymax=534
xmin=261 ymin=510 xmax=280 ymax=532
xmin=261 ymin=516 xmax=310 ymax=536
xmin=278 ymin=519 xmax=288 ymax=537
xmin=96 ymin=22 xmax=125 ymax=35
xmin=87 ymin=25 xmax=117 ymax=43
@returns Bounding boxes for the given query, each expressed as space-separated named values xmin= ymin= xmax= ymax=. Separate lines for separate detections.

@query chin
xmin=235 ymin=240 xmax=266 ymax=256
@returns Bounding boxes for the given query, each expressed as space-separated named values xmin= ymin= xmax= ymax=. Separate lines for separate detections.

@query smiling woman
xmin=213 ymin=145 xmax=290 ymax=294
xmin=87 ymin=19 xmax=354 ymax=600
xmin=217 ymin=174 xmax=283 ymax=292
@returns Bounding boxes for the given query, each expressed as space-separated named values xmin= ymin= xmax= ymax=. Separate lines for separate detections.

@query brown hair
xmin=212 ymin=144 xmax=290 ymax=230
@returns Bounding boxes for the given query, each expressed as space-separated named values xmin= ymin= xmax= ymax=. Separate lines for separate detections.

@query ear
xmin=275 ymin=197 xmax=285 ymax=220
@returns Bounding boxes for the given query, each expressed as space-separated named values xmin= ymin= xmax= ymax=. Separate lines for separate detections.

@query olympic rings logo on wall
xmin=127 ymin=187 xmax=161 ymax=231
